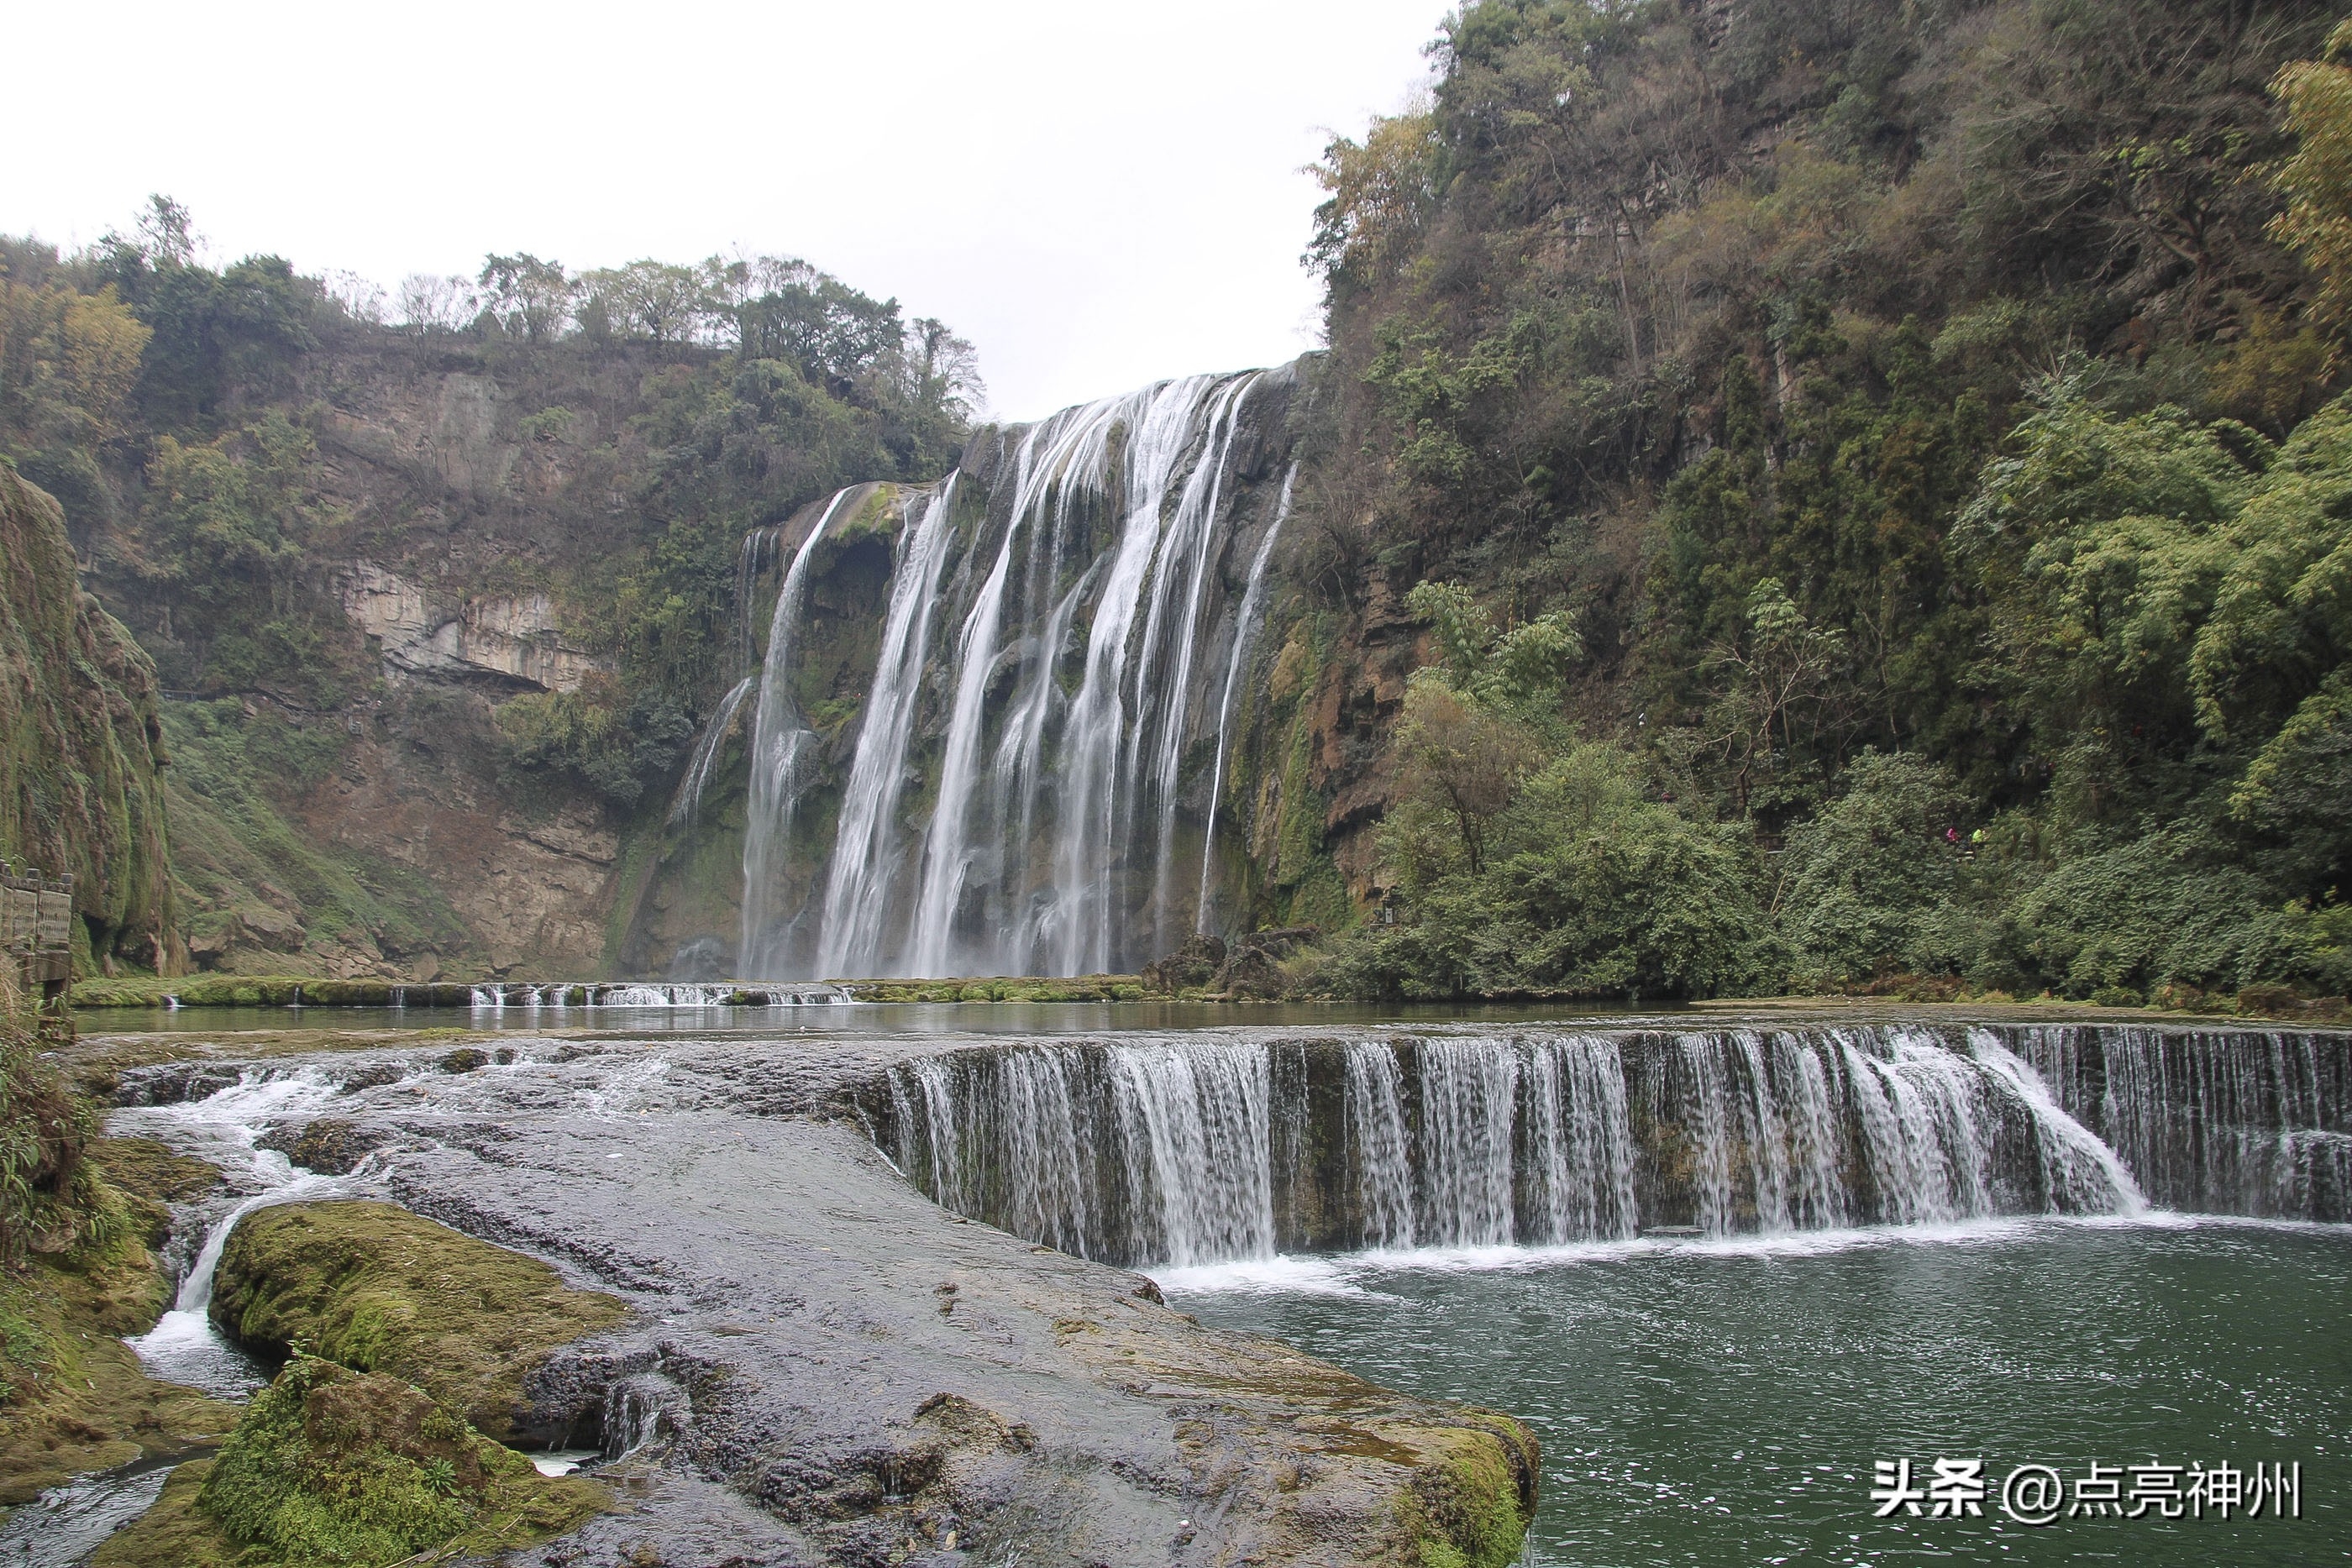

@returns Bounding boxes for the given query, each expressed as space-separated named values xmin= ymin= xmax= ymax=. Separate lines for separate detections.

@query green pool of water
xmin=1168 ymin=1218 xmax=2350 ymax=1566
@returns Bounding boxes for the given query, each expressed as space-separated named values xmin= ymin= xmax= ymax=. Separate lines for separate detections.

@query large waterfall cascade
xmin=722 ymin=367 xmax=1301 ymax=981
xmin=875 ymin=1024 xmax=2349 ymax=1268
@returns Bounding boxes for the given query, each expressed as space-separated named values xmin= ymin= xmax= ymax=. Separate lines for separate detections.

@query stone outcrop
xmin=338 ymin=561 xmax=606 ymax=692
xmin=1141 ymin=933 xmax=1227 ymax=992
xmin=1218 ymin=925 xmax=1322 ymax=997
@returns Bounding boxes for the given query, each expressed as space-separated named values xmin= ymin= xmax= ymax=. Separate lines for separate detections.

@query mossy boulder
xmin=254 ymin=1117 xmax=386 ymax=1175
xmin=98 ymin=1356 xmax=606 ymax=1568
xmin=209 ymin=1200 xmax=629 ymax=1443
xmin=848 ymin=973 xmax=1148 ymax=1003
xmin=1142 ymin=934 xmax=1227 ymax=993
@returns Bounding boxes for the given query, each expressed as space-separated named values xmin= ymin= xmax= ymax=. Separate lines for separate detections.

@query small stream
xmin=117 ymin=1070 xmax=355 ymax=1396
xmin=0 ymin=1456 xmax=177 ymax=1568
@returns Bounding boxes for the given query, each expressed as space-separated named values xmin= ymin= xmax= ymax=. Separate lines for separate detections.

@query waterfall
xmin=1196 ymin=463 xmax=1295 ymax=932
xmin=669 ymin=522 xmax=785 ymax=830
xmin=864 ymin=1024 xmax=2245 ymax=1267
xmin=1343 ymin=1041 xmax=1415 ymax=1248
xmin=730 ymin=369 xmax=1296 ymax=980
xmin=1417 ymin=1038 xmax=1522 ymax=1246
xmin=2013 ymin=1025 xmax=2349 ymax=1219
xmin=738 ymin=489 xmax=858 ymax=978
xmin=814 ymin=478 xmax=963 ymax=978
xmin=120 ymin=1069 xmax=348 ymax=1397
xmin=666 ymin=674 xmax=753 ymax=828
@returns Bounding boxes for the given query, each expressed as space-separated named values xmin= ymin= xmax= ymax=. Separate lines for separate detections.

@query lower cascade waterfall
xmin=874 ymin=1024 xmax=2348 ymax=1268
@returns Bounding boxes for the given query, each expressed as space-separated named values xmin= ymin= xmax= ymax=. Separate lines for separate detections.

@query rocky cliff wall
xmin=78 ymin=338 xmax=688 ymax=980
xmin=0 ymin=464 xmax=177 ymax=973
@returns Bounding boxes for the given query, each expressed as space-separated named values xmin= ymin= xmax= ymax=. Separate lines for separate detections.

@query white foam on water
xmin=1152 ymin=1254 xmax=1385 ymax=1298
xmin=114 ymin=1068 xmax=357 ymax=1395
xmin=1158 ymin=1211 xmax=2352 ymax=1299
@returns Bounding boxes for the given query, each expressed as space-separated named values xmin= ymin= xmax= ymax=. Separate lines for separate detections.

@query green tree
xmin=2271 ymin=18 xmax=2352 ymax=323
xmin=477 ymin=254 xmax=574 ymax=342
xmin=1777 ymin=751 xmax=1977 ymax=986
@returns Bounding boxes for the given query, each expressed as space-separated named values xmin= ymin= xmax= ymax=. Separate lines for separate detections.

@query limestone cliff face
xmin=87 ymin=338 xmax=672 ymax=981
xmin=0 ymin=464 xmax=177 ymax=973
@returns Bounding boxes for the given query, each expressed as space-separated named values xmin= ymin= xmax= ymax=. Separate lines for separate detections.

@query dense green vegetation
xmin=0 ymin=971 xmax=237 ymax=1503
xmin=1306 ymin=0 xmax=2352 ymax=1005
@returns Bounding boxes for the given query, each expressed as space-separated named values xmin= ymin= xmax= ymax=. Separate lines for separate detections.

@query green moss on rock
xmin=0 ymin=1135 xmax=237 ymax=1503
xmin=209 ymin=1200 xmax=629 ymax=1443
xmin=73 ymin=975 xmax=486 ymax=1007
xmin=0 ymin=464 xmax=177 ymax=973
xmin=1387 ymin=1411 xmax=1539 ymax=1568
xmin=845 ymin=974 xmax=1148 ymax=1003
xmin=183 ymin=1356 xmax=606 ymax=1568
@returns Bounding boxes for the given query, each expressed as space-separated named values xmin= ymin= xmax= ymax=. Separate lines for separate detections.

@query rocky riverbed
xmin=67 ymin=1025 xmax=1538 ymax=1567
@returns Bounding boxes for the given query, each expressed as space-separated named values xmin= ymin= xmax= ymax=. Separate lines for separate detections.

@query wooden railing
xmin=3 ymin=863 xmax=76 ymax=1043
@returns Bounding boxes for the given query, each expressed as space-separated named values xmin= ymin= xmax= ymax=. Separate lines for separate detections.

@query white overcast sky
xmin=9 ymin=1 xmax=1446 ymax=422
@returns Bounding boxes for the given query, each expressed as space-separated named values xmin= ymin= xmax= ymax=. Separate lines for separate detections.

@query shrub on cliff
xmin=1334 ymin=732 xmax=1768 ymax=999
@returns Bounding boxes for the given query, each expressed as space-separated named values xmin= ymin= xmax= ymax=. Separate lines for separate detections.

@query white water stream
xmin=116 ymin=1070 xmax=354 ymax=1396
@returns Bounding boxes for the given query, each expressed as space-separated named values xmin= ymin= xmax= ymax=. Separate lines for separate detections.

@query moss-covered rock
xmin=209 ymin=1201 xmax=629 ymax=1442
xmin=847 ymin=973 xmax=1149 ymax=1004
xmin=1387 ymin=1410 xmax=1540 ymax=1568
xmin=71 ymin=975 xmax=489 ymax=1008
xmin=0 ymin=463 xmax=177 ymax=973
xmin=0 ymin=1142 xmax=237 ymax=1503
xmin=150 ymin=1356 xmax=607 ymax=1568
xmin=87 ymin=1135 xmax=225 ymax=1209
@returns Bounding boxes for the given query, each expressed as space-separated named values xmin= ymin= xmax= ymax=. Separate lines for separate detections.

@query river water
xmin=1170 ymin=1216 xmax=2351 ymax=1566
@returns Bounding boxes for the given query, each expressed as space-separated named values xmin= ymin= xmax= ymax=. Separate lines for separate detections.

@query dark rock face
xmin=1141 ymin=933 xmax=1226 ymax=993
xmin=1217 ymin=926 xmax=1322 ymax=997
xmin=256 ymin=1118 xmax=388 ymax=1175
xmin=666 ymin=935 xmax=729 ymax=982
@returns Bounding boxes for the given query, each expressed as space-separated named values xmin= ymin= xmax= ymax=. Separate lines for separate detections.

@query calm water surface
xmin=1169 ymin=1219 xmax=2352 ymax=1566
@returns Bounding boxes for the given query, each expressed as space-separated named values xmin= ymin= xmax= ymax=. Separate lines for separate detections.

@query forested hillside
xmin=1296 ymin=0 xmax=2352 ymax=1005
xmin=0 ymin=207 xmax=975 ymax=976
